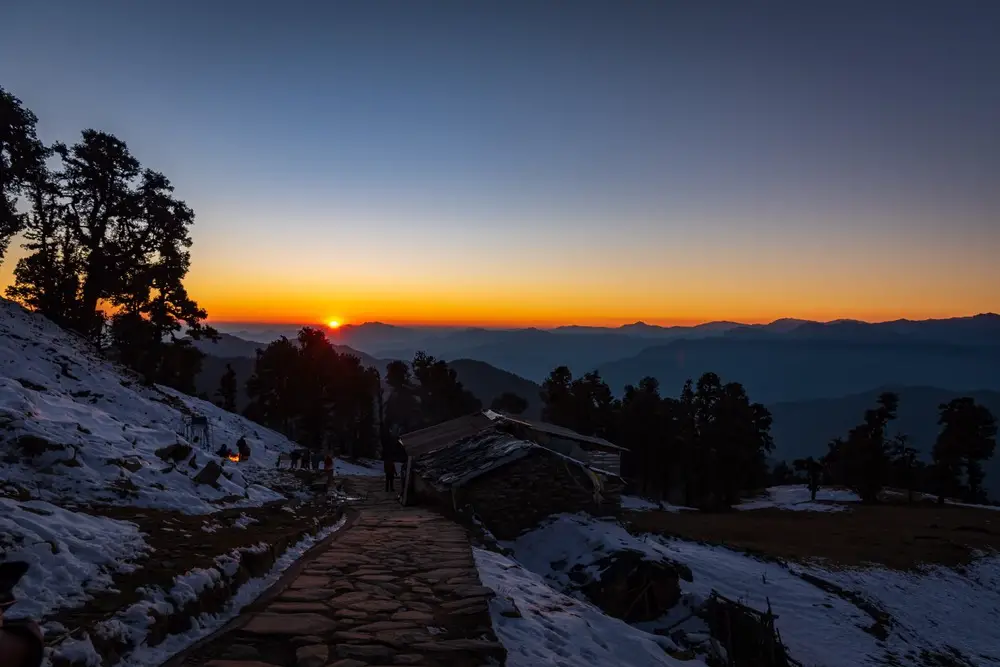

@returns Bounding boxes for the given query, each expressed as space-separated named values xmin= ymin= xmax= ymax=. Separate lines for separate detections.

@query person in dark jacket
xmin=383 ymin=452 xmax=397 ymax=492
xmin=236 ymin=436 xmax=250 ymax=461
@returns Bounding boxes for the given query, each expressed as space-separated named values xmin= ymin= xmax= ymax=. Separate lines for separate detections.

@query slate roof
xmin=399 ymin=412 xmax=495 ymax=458
xmin=410 ymin=426 xmax=538 ymax=491
xmin=494 ymin=414 xmax=627 ymax=452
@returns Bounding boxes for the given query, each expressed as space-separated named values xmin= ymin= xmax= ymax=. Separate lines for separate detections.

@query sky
xmin=1 ymin=1 xmax=998 ymax=327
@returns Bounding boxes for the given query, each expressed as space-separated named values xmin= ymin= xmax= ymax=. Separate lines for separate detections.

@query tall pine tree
xmin=0 ymin=86 xmax=46 ymax=262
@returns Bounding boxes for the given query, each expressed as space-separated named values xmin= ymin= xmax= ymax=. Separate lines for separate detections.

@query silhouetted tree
xmin=411 ymin=351 xmax=481 ymax=427
xmin=490 ymin=391 xmax=529 ymax=415
xmin=385 ymin=360 xmax=420 ymax=435
xmin=823 ymin=392 xmax=899 ymax=503
xmin=770 ymin=460 xmax=796 ymax=486
xmin=888 ymin=433 xmax=920 ymax=503
xmin=686 ymin=373 xmax=774 ymax=509
xmin=4 ymin=113 xmax=214 ymax=392
xmin=244 ymin=329 xmax=380 ymax=457
xmin=539 ymin=366 xmax=618 ymax=439
xmin=540 ymin=366 xmax=575 ymax=427
xmin=551 ymin=367 xmax=773 ymax=510
xmin=6 ymin=171 xmax=82 ymax=327
xmin=571 ymin=371 xmax=619 ymax=440
xmin=245 ymin=337 xmax=300 ymax=435
xmin=0 ymin=86 xmax=46 ymax=262
xmin=932 ymin=397 xmax=998 ymax=504
xmin=618 ymin=377 xmax=678 ymax=499
xmin=217 ymin=363 xmax=237 ymax=411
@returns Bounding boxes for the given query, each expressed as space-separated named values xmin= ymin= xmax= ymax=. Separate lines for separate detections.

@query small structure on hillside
xmin=185 ymin=414 xmax=212 ymax=451
xmin=399 ymin=414 xmax=624 ymax=538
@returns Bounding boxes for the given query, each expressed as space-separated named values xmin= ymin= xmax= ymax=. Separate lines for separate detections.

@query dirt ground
xmin=623 ymin=499 xmax=1000 ymax=570
xmin=45 ymin=469 xmax=342 ymax=644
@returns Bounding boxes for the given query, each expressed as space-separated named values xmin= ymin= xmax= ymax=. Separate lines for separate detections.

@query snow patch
xmin=737 ymin=485 xmax=860 ymax=512
xmin=621 ymin=495 xmax=695 ymax=512
xmin=474 ymin=547 xmax=700 ymax=667
xmin=0 ymin=498 xmax=149 ymax=619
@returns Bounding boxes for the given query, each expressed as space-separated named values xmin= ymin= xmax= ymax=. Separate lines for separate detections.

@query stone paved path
xmin=178 ymin=476 xmax=505 ymax=667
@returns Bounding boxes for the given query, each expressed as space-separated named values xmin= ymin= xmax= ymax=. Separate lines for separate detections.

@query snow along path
xmin=474 ymin=548 xmax=702 ymax=667
xmin=50 ymin=516 xmax=348 ymax=667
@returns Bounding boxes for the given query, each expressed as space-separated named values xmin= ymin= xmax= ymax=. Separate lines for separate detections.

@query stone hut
xmin=400 ymin=415 xmax=624 ymax=539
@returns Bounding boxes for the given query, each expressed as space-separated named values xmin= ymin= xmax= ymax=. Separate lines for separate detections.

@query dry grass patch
xmin=623 ymin=500 xmax=1000 ymax=570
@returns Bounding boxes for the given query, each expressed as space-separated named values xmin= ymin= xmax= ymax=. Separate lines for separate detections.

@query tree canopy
xmin=3 ymin=88 xmax=213 ymax=393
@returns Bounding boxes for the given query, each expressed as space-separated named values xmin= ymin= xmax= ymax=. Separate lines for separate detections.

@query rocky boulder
xmin=193 ymin=460 xmax=223 ymax=486
xmin=155 ymin=443 xmax=192 ymax=463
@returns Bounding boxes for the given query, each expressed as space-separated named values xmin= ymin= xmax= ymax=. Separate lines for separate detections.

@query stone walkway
xmin=178 ymin=476 xmax=505 ymax=667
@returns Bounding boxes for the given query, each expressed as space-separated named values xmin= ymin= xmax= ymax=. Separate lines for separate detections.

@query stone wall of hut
xmin=456 ymin=449 xmax=623 ymax=540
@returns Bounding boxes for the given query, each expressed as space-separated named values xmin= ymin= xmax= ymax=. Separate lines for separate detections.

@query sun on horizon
xmin=327 ymin=319 xmax=342 ymax=329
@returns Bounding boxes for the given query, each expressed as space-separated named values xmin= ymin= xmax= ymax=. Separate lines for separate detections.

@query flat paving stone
xmin=242 ymin=612 xmax=337 ymax=636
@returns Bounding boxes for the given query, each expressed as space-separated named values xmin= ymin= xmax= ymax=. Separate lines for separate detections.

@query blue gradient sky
xmin=1 ymin=1 xmax=998 ymax=325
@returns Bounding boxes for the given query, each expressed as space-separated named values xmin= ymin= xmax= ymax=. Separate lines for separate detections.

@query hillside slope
xmin=0 ymin=299 xmax=298 ymax=513
xmin=447 ymin=358 xmax=543 ymax=418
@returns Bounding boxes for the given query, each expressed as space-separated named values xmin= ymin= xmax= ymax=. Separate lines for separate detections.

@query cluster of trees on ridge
xmin=235 ymin=331 xmax=480 ymax=458
xmin=2 ymin=87 xmax=215 ymax=392
xmin=539 ymin=367 xmax=774 ymax=510
xmin=537 ymin=367 xmax=997 ymax=508
xmin=782 ymin=393 xmax=998 ymax=505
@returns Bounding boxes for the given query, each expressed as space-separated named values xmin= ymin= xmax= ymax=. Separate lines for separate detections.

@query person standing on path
xmin=324 ymin=452 xmax=334 ymax=491
xmin=383 ymin=451 xmax=397 ymax=492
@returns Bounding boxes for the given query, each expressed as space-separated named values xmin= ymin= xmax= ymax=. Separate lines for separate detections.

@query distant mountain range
xmin=595 ymin=336 xmax=1000 ymax=404
xmin=206 ymin=313 xmax=1000 ymax=401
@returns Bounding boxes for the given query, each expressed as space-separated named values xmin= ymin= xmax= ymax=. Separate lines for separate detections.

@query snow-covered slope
xmin=0 ymin=299 xmax=381 ymax=626
xmin=1 ymin=298 xmax=308 ymax=513
xmin=504 ymin=512 xmax=1000 ymax=667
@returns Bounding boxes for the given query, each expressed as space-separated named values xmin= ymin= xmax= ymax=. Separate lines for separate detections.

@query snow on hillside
xmin=0 ymin=498 xmax=149 ymax=619
xmin=0 ymin=298 xmax=377 ymax=512
xmin=621 ymin=495 xmax=695 ymax=512
xmin=737 ymin=484 xmax=861 ymax=512
xmin=473 ymin=548 xmax=701 ymax=667
xmin=505 ymin=513 xmax=668 ymax=592
xmin=506 ymin=512 xmax=1000 ymax=667
xmin=0 ymin=299 xmax=380 ymax=623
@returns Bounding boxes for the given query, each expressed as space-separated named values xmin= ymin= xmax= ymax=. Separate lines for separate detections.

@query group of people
xmin=279 ymin=449 xmax=330 ymax=470
xmin=216 ymin=435 xmax=250 ymax=462
xmin=274 ymin=446 xmax=404 ymax=495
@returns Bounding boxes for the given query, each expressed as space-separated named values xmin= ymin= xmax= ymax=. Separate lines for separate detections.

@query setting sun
xmin=327 ymin=320 xmax=341 ymax=329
